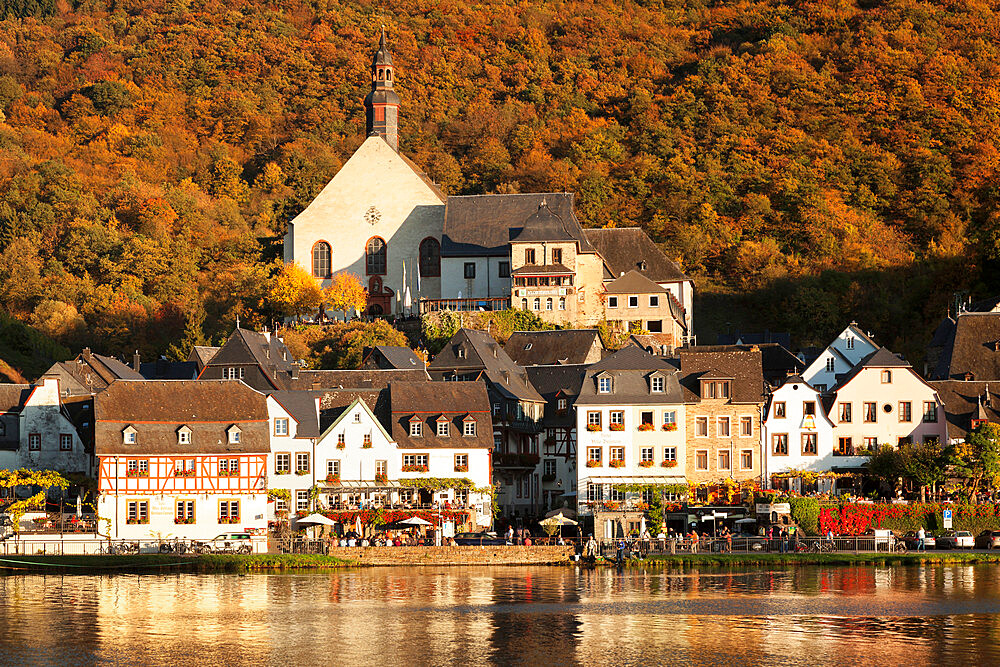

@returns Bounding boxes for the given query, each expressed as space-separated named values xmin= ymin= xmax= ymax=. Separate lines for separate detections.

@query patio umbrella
xmin=297 ymin=513 xmax=337 ymax=526
xmin=640 ymin=516 xmax=646 ymax=537
xmin=544 ymin=507 xmax=577 ymax=519
xmin=400 ymin=516 xmax=433 ymax=526
xmin=540 ymin=513 xmax=578 ymax=527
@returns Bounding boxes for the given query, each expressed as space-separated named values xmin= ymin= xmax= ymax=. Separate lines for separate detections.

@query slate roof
xmin=757 ymin=343 xmax=806 ymax=387
xmin=317 ymin=389 xmax=388 ymax=432
xmin=361 ymin=346 xmax=426 ymax=371
xmin=138 ymin=359 xmax=198 ymax=380
xmin=504 ymin=330 xmax=604 ymax=366
xmin=189 ymin=346 xmax=220 ymax=369
xmin=0 ymin=384 xmax=31 ymax=413
xmin=441 ymin=193 xmax=595 ymax=257
xmin=200 ymin=328 xmax=299 ymax=390
xmin=46 ymin=349 xmax=145 ymax=395
xmin=94 ymin=380 xmax=269 ymax=455
xmin=678 ymin=345 xmax=766 ymax=404
xmin=428 ymin=329 xmax=543 ymax=402
xmin=717 ymin=330 xmax=792 ymax=348
xmin=288 ymin=369 xmax=428 ymax=391
xmin=526 ymin=364 xmax=586 ymax=427
xmin=934 ymin=313 xmax=1000 ymax=381
xmin=579 ymin=346 xmax=683 ymax=405
xmin=832 ymin=347 xmax=914 ymax=391
xmin=584 ymin=227 xmax=689 ymax=283
xmin=510 ymin=202 xmax=577 ymax=243
xmin=389 ymin=381 xmax=493 ymax=449
xmin=268 ymin=390 xmax=320 ymax=438
xmin=510 ymin=263 xmax=574 ymax=275
xmin=930 ymin=380 xmax=1000 ymax=440
xmin=603 ymin=270 xmax=667 ymax=295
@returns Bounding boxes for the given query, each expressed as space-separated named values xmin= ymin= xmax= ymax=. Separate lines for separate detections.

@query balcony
xmin=500 ymin=418 xmax=544 ymax=434
xmin=420 ymin=297 xmax=510 ymax=314
xmin=493 ymin=452 xmax=540 ymax=468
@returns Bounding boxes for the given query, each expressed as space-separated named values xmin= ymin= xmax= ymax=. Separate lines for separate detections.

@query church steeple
xmin=364 ymin=27 xmax=400 ymax=151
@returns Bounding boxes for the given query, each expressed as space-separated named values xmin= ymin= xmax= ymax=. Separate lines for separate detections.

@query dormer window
xmin=651 ymin=375 xmax=664 ymax=393
xmin=701 ymin=380 xmax=731 ymax=399
xmin=463 ymin=416 xmax=477 ymax=437
xmin=178 ymin=426 xmax=192 ymax=445
xmin=409 ymin=418 xmax=423 ymax=437
xmin=227 ymin=425 xmax=241 ymax=444
xmin=437 ymin=418 xmax=450 ymax=437
xmin=557 ymin=398 xmax=567 ymax=412
xmin=457 ymin=347 xmax=466 ymax=359
xmin=598 ymin=376 xmax=612 ymax=394
xmin=123 ymin=426 xmax=137 ymax=445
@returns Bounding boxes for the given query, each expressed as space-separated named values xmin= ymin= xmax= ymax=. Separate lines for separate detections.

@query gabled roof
xmin=830 ymin=347 xmax=918 ymax=392
xmin=319 ymin=397 xmax=394 ymax=445
xmin=589 ymin=345 xmax=674 ymax=372
xmin=201 ymin=328 xmax=298 ymax=390
xmin=603 ymin=270 xmax=668 ymax=295
xmin=584 ymin=227 xmax=689 ymax=284
xmin=504 ymin=330 xmax=604 ymax=366
xmin=317 ymin=389 xmax=388 ymax=432
xmin=189 ymin=346 xmax=220 ymax=369
xmin=428 ymin=329 xmax=543 ymax=402
xmin=930 ymin=380 xmax=1000 ymax=440
xmin=138 ymin=359 xmax=198 ymax=380
xmin=441 ymin=193 xmax=595 ymax=257
xmin=717 ymin=331 xmax=792 ymax=348
xmin=678 ymin=345 xmax=766 ymax=404
xmin=510 ymin=201 xmax=577 ymax=243
xmin=0 ymin=384 xmax=31 ymax=413
xmin=525 ymin=364 xmax=586 ymax=399
xmin=361 ymin=346 xmax=426 ymax=371
xmin=389 ymin=381 xmax=493 ymax=449
xmin=267 ymin=390 xmax=320 ymax=438
xmin=935 ymin=312 xmax=1000 ymax=381
xmin=579 ymin=347 xmax=684 ymax=405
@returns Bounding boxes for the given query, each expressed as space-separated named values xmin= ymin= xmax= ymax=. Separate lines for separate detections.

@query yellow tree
xmin=268 ymin=262 xmax=323 ymax=320
xmin=325 ymin=272 xmax=368 ymax=320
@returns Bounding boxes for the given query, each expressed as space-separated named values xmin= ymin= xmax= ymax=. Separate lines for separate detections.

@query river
xmin=1 ymin=564 xmax=998 ymax=665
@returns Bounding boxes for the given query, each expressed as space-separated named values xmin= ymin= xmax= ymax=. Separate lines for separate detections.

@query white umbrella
xmin=544 ymin=507 xmax=576 ymax=519
xmin=297 ymin=513 xmax=336 ymax=526
xmin=400 ymin=516 xmax=432 ymax=526
xmin=640 ymin=515 xmax=647 ymax=537
xmin=540 ymin=513 xmax=578 ymax=527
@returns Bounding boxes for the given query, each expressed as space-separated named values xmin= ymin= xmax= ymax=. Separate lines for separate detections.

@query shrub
xmin=789 ymin=497 xmax=820 ymax=535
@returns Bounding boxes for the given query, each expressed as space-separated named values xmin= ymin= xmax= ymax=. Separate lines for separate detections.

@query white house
xmin=763 ymin=375 xmax=843 ymax=494
xmin=801 ymin=323 xmax=879 ymax=392
xmin=0 ymin=376 xmax=90 ymax=476
xmin=265 ymin=391 xmax=320 ymax=520
xmin=94 ymin=380 xmax=269 ymax=548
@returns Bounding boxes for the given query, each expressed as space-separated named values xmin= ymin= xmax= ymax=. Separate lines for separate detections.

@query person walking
xmin=917 ymin=526 xmax=926 ymax=552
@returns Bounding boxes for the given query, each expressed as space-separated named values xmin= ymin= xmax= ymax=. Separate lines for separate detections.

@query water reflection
xmin=1 ymin=565 xmax=999 ymax=665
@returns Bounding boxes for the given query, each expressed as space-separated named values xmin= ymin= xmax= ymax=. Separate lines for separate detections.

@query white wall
xmin=802 ymin=325 xmax=879 ymax=389
xmin=0 ymin=378 xmax=90 ymax=475
xmin=266 ymin=396 xmax=317 ymax=518
xmin=98 ymin=493 xmax=267 ymax=544
xmin=440 ymin=257 xmax=511 ymax=300
xmin=763 ymin=380 xmax=850 ymax=483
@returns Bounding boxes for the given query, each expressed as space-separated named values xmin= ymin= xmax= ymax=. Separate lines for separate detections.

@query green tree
xmin=866 ymin=445 xmax=904 ymax=499
xmin=898 ymin=440 xmax=947 ymax=502
xmin=948 ymin=424 xmax=1000 ymax=500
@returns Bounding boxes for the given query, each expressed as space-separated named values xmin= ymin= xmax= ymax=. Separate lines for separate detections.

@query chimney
xmin=133 ymin=351 xmax=140 ymax=372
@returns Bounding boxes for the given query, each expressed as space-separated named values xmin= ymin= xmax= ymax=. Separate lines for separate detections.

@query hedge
xmin=789 ymin=497 xmax=820 ymax=535
xmin=819 ymin=503 xmax=1000 ymax=535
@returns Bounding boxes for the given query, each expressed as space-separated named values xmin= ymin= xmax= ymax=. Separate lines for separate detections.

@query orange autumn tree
xmin=325 ymin=272 xmax=368 ymax=320
xmin=268 ymin=262 xmax=323 ymax=320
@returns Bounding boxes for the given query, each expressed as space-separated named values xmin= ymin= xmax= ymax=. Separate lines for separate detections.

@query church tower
xmin=364 ymin=28 xmax=400 ymax=151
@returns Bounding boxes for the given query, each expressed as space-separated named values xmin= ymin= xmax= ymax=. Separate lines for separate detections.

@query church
xmin=284 ymin=32 xmax=695 ymax=343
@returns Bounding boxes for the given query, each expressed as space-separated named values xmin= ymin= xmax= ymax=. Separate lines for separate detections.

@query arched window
xmin=419 ymin=238 xmax=440 ymax=277
xmin=366 ymin=237 xmax=386 ymax=275
xmin=533 ymin=298 xmax=540 ymax=310
xmin=521 ymin=298 xmax=528 ymax=310
xmin=546 ymin=298 xmax=553 ymax=311
xmin=558 ymin=297 xmax=566 ymax=310
xmin=312 ymin=241 xmax=332 ymax=279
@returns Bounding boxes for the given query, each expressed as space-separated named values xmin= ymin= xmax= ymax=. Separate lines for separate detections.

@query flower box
xmin=454 ymin=465 xmax=469 ymax=473
xmin=401 ymin=464 xmax=429 ymax=473
xmin=294 ymin=470 xmax=310 ymax=476
xmin=174 ymin=517 xmax=195 ymax=524
xmin=609 ymin=423 xmax=624 ymax=432
xmin=610 ymin=460 xmax=625 ymax=468
xmin=275 ymin=470 xmax=289 ymax=475
xmin=219 ymin=469 xmax=239 ymax=477
xmin=125 ymin=470 xmax=148 ymax=478
xmin=374 ymin=473 xmax=388 ymax=484
xmin=174 ymin=469 xmax=195 ymax=477
xmin=325 ymin=475 xmax=341 ymax=485
xmin=661 ymin=423 xmax=678 ymax=432
xmin=638 ymin=460 xmax=655 ymax=468
xmin=661 ymin=460 xmax=678 ymax=468
xmin=637 ymin=423 xmax=654 ymax=432
xmin=126 ymin=518 xmax=149 ymax=525
xmin=586 ymin=424 xmax=601 ymax=432
xmin=586 ymin=460 xmax=602 ymax=468
xmin=362 ymin=443 xmax=372 ymax=449
xmin=219 ymin=516 xmax=240 ymax=524
xmin=336 ymin=443 xmax=346 ymax=450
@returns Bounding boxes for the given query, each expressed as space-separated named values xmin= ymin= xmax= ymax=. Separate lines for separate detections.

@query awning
xmin=320 ymin=481 xmax=405 ymax=490
xmin=587 ymin=477 xmax=686 ymax=485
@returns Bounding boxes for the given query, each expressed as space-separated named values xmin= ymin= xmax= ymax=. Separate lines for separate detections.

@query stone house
xmin=0 ymin=376 xmax=91 ymax=476
xmin=601 ymin=270 xmax=686 ymax=344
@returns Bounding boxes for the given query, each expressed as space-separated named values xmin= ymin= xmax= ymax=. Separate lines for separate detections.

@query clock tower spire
xmin=364 ymin=27 xmax=400 ymax=151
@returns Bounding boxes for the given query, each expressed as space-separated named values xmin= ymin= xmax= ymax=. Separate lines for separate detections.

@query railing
xmin=0 ymin=537 xmax=262 ymax=556
xmin=592 ymin=535 xmax=906 ymax=557
xmin=493 ymin=452 xmax=540 ymax=468
xmin=419 ymin=297 xmax=511 ymax=314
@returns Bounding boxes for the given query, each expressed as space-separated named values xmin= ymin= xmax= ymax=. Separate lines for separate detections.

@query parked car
xmin=937 ymin=530 xmax=975 ymax=549
xmin=453 ymin=531 xmax=506 ymax=546
xmin=193 ymin=532 xmax=254 ymax=554
xmin=975 ymin=530 xmax=1000 ymax=549
xmin=902 ymin=531 xmax=936 ymax=550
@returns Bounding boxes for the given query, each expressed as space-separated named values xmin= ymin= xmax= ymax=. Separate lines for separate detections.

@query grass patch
xmin=637 ymin=552 xmax=1000 ymax=567
xmin=0 ymin=553 xmax=358 ymax=573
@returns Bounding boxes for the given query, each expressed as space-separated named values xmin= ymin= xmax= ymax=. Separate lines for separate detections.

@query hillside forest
xmin=0 ymin=0 xmax=997 ymax=367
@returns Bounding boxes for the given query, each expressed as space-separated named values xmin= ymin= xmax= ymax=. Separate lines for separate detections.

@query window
xmin=815 ymin=384 xmax=827 ymax=392
xmin=598 ymin=376 xmax=612 ymax=393
xmin=587 ymin=482 xmax=602 ymax=503
xmin=124 ymin=429 xmax=136 ymax=444
xmin=923 ymin=402 xmax=938 ymax=423
xmin=533 ymin=298 xmax=540 ymax=310
xmin=219 ymin=458 xmax=238 ymax=475
xmin=718 ymin=450 xmax=731 ymax=470
xmin=864 ymin=437 xmax=878 ymax=451
xmin=295 ymin=452 xmax=309 ymax=474
xmin=835 ymin=437 xmax=853 ymax=456
xmin=740 ymin=416 xmax=752 ymax=437
xmin=587 ymin=447 xmax=601 ymax=464
xmin=312 ymin=241 xmax=332 ymax=278
xmin=353 ymin=412 xmax=362 ymax=423
xmin=410 ymin=420 xmax=423 ymax=437
xmin=696 ymin=450 xmax=708 ymax=470
xmin=499 ymin=261 xmax=510 ymax=278
xmin=464 ymin=262 xmax=476 ymax=279
xmin=275 ymin=453 xmax=290 ymax=473
xmin=363 ymin=433 xmax=372 ymax=447
xmin=864 ymin=402 xmax=877 ymax=423
xmin=609 ymin=487 xmax=625 ymax=502
xmin=846 ymin=336 xmax=855 ymax=350
xmin=525 ymin=248 xmax=536 ymax=264
xmin=545 ymin=298 xmax=553 ymax=311
xmin=521 ymin=298 xmax=528 ymax=310
xmin=740 ymin=450 xmax=753 ymax=470
xmin=543 ymin=458 xmax=557 ymax=478
xmin=176 ymin=500 xmax=195 ymax=522
xmin=646 ymin=320 xmax=662 ymax=333
xmin=223 ymin=367 xmax=244 ymax=380
xmin=437 ymin=420 xmax=450 ymax=437
xmin=663 ymin=446 xmax=676 ymax=461
xmin=773 ymin=402 xmax=786 ymax=418
xmin=127 ymin=459 xmax=149 ymax=476
xmin=28 ymin=433 xmax=40 ymax=451
xmin=607 ymin=296 xmax=619 ymax=308
xmin=609 ymin=410 xmax=624 ymax=427
xmin=803 ymin=401 xmax=816 ymax=416
xmin=419 ymin=238 xmax=441 ymax=277
xmin=557 ymin=398 xmax=567 ymax=412
xmin=898 ymin=436 xmax=912 ymax=447
xmin=178 ymin=429 xmax=191 ymax=444
xmin=327 ymin=460 xmax=340 ymax=477
xmin=649 ymin=295 xmax=659 ymax=308
xmin=402 ymin=454 xmax=428 ymax=468
xmin=695 ymin=417 xmax=708 ymax=437
xmin=772 ymin=434 xmax=788 ymax=455
xmin=229 ymin=428 xmax=241 ymax=444
xmin=825 ymin=357 xmax=835 ymax=372
xmin=454 ymin=454 xmax=468 ymax=471
xmin=628 ymin=296 xmax=638 ymax=308
xmin=59 ymin=434 xmax=72 ymax=451
xmin=375 ymin=460 xmax=387 ymax=478
xmin=464 ymin=420 xmax=476 ymax=437
xmin=641 ymin=411 xmax=654 ymax=426
xmin=548 ymin=248 xmax=561 ymax=264
xmin=802 ymin=433 xmax=817 ymax=455
xmin=366 ymin=237 xmax=387 ymax=275
xmin=651 ymin=376 xmax=664 ymax=393
xmin=663 ymin=411 xmax=676 ymax=425
xmin=296 ymin=490 xmax=310 ymax=512
xmin=274 ymin=418 xmax=289 ymax=436
xmin=881 ymin=370 xmax=892 ymax=383
xmin=610 ymin=447 xmax=624 ymax=463
xmin=587 ymin=411 xmax=601 ymax=427
xmin=558 ymin=297 xmax=566 ymax=310
xmin=127 ymin=500 xmax=148 ymax=524
xmin=840 ymin=403 xmax=852 ymax=423
xmin=717 ymin=417 xmax=730 ymax=437
xmin=640 ymin=447 xmax=653 ymax=462
xmin=899 ymin=401 xmax=912 ymax=422
xmin=219 ymin=500 xmax=240 ymax=523
xmin=701 ymin=380 xmax=731 ymax=399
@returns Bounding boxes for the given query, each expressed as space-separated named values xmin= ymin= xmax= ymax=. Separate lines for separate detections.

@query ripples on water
xmin=1 ymin=565 xmax=998 ymax=666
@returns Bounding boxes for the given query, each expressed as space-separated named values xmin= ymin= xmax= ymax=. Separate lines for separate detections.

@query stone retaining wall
xmin=326 ymin=545 xmax=574 ymax=566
